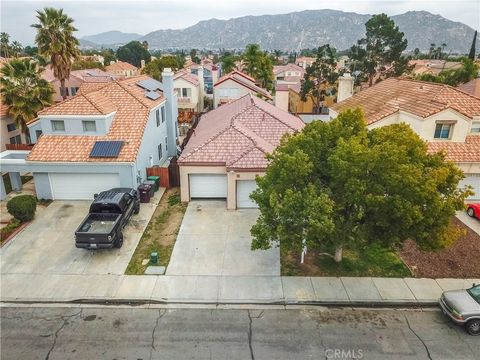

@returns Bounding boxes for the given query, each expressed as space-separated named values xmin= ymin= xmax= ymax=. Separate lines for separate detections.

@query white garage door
xmin=189 ymin=174 xmax=227 ymax=198
xmin=236 ymin=180 xmax=258 ymax=208
xmin=459 ymin=174 xmax=480 ymax=200
xmin=49 ymin=173 xmax=121 ymax=200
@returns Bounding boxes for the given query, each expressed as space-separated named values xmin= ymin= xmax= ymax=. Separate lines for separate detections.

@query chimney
xmin=197 ymin=66 xmax=205 ymax=112
xmin=161 ymin=68 xmax=179 ymax=157
xmin=140 ymin=59 xmax=145 ymax=69
xmin=337 ymin=73 xmax=354 ymax=102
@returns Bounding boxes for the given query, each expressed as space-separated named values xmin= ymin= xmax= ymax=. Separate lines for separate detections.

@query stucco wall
xmin=174 ymin=78 xmax=200 ymax=112
xmin=32 ymin=172 xmax=52 ymax=199
xmin=1 ymin=116 xmax=26 ymax=151
xmin=275 ymin=90 xmax=289 ymax=112
xmin=213 ymin=79 xmax=251 ymax=108
xmin=50 ymin=76 xmax=83 ymax=102
xmin=37 ymin=112 xmax=116 ymax=137
xmin=28 ymin=122 xmax=42 ymax=143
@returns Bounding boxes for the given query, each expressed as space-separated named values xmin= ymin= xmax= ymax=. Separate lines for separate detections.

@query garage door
xmin=236 ymin=180 xmax=258 ymax=208
xmin=459 ymin=174 xmax=480 ymax=200
xmin=49 ymin=173 xmax=121 ymax=200
xmin=189 ymin=174 xmax=227 ymax=198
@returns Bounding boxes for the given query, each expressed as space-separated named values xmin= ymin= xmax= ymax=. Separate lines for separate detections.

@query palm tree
xmin=31 ymin=7 xmax=79 ymax=100
xmin=243 ymin=44 xmax=262 ymax=77
xmin=0 ymin=32 xmax=10 ymax=57
xmin=10 ymin=41 xmax=23 ymax=57
xmin=0 ymin=58 xmax=54 ymax=134
xmin=256 ymin=53 xmax=274 ymax=91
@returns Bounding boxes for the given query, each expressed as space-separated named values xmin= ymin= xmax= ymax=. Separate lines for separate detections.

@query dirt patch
xmin=398 ymin=217 xmax=480 ymax=278
xmin=125 ymin=188 xmax=187 ymax=275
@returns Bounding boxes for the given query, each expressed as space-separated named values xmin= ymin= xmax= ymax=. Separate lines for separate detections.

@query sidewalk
xmin=1 ymin=273 xmax=478 ymax=306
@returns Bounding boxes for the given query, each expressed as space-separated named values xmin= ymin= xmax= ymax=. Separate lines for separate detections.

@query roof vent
xmin=89 ymin=141 xmax=124 ymax=158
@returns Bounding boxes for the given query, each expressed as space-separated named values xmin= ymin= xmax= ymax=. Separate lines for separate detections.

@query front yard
xmin=125 ymin=187 xmax=187 ymax=275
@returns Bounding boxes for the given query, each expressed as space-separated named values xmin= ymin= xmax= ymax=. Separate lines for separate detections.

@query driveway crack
xmin=45 ymin=310 xmax=82 ymax=360
xmin=247 ymin=310 xmax=264 ymax=360
xmin=149 ymin=309 xmax=167 ymax=360
xmin=403 ymin=313 xmax=432 ymax=360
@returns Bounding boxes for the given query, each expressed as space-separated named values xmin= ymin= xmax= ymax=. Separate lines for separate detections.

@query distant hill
xmin=136 ymin=9 xmax=478 ymax=53
xmin=81 ymin=31 xmax=142 ymax=46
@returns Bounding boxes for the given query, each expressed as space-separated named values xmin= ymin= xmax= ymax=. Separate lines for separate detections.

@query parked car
xmin=466 ymin=203 xmax=480 ymax=220
xmin=439 ymin=284 xmax=480 ymax=335
xmin=75 ymin=188 xmax=140 ymax=249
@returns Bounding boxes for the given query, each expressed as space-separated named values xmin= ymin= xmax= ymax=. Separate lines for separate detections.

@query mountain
xmin=138 ymin=9 xmax=478 ymax=53
xmin=81 ymin=31 xmax=142 ymax=46
xmin=79 ymin=38 xmax=101 ymax=50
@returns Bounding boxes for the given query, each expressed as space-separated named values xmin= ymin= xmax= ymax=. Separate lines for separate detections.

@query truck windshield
xmin=90 ymin=203 xmax=122 ymax=214
xmin=467 ymin=285 xmax=480 ymax=304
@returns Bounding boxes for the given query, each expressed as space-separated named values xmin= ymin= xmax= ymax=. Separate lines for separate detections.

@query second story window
xmin=7 ymin=123 xmax=16 ymax=132
xmin=82 ymin=120 xmax=96 ymax=132
xmin=156 ymin=109 xmax=160 ymax=127
xmin=472 ymin=121 xmax=480 ymax=134
xmin=51 ymin=120 xmax=65 ymax=132
xmin=158 ymin=143 xmax=163 ymax=160
xmin=165 ymin=136 xmax=168 ymax=152
xmin=161 ymin=106 xmax=165 ymax=123
xmin=434 ymin=123 xmax=452 ymax=139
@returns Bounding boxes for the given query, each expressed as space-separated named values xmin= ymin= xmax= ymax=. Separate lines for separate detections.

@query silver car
xmin=439 ymin=284 xmax=480 ymax=336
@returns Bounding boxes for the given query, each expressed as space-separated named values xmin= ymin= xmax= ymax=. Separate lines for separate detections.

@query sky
xmin=1 ymin=0 xmax=479 ymax=46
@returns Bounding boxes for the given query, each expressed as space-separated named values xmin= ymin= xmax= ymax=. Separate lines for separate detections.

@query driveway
xmin=166 ymin=201 xmax=280 ymax=276
xmin=456 ymin=210 xmax=480 ymax=235
xmin=1 ymin=197 xmax=157 ymax=276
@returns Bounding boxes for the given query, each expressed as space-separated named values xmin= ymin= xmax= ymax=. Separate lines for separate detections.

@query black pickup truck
xmin=75 ymin=188 xmax=140 ymax=249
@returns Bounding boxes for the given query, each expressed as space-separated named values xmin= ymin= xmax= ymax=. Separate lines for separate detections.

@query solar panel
xmin=145 ymin=91 xmax=160 ymax=100
xmin=137 ymin=79 xmax=163 ymax=91
xmin=89 ymin=141 xmax=124 ymax=158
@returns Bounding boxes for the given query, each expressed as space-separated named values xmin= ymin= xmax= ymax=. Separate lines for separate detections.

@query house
xmin=42 ymin=67 xmax=117 ymax=102
xmin=409 ymin=60 xmax=463 ymax=76
xmin=174 ymin=68 xmax=204 ymax=115
xmin=213 ymin=70 xmax=272 ymax=108
xmin=458 ymin=78 xmax=480 ymax=98
xmin=330 ymin=78 xmax=480 ymax=199
xmin=295 ymin=56 xmax=315 ymax=70
xmin=105 ymin=61 xmax=139 ymax=78
xmin=0 ymin=70 xmax=178 ymax=200
xmin=178 ymin=93 xmax=304 ymax=209
xmin=273 ymin=63 xmax=305 ymax=83
xmin=185 ymin=58 xmax=221 ymax=94
xmin=0 ymin=102 xmax=27 ymax=151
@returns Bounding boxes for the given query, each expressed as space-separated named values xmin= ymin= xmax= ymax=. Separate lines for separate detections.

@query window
xmin=182 ymin=88 xmax=191 ymax=98
xmin=158 ymin=143 xmax=163 ymax=160
xmin=165 ymin=137 xmax=168 ymax=152
xmin=7 ymin=123 xmax=16 ymax=132
xmin=51 ymin=120 xmax=65 ymax=132
xmin=82 ymin=120 xmax=96 ymax=132
xmin=156 ymin=109 xmax=160 ymax=127
xmin=434 ymin=123 xmax=452 ymax=139
xmin=161 ymin=106 xmax=165 ymax=123
xmin=472 ymin=121 xmax=480 ymax=134
xmin=9 ymin=135 xmax=21 ymax=144
xmin=71 ymin=87 xmax=79 ymax=96
xmin=35 ymin=130 xmax=43 ymax=140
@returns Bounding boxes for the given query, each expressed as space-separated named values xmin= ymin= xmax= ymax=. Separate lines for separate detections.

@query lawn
xmin=281 ymin=243 xmax=411 ymax=277
xmin=125 ymin=187 xmax=187 ymax=275
xmin=2 ymin=174 xmax=33 ymax=194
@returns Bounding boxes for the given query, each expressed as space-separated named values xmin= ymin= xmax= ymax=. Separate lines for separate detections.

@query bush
xmin=0 ymin=219 xmax=21 ymax=243
xmin=7 ymin=195 xmax=37 ymax=222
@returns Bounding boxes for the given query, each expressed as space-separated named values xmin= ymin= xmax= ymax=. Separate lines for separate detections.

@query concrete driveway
xmin=456 ymin=210 xmax=480 ymax=235
xmin=1 ymin=196 xmax=158 ymax=276
xmin=166 ymin=201 xmax=280 ymax=276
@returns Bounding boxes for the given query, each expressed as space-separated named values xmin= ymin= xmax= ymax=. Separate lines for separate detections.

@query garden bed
xmin=125 ymin=187 xmax=187 ymax=275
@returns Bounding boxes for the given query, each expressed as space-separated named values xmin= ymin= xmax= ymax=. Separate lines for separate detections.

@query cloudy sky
xmin=1 ymin=0 xmax=479 ymax=45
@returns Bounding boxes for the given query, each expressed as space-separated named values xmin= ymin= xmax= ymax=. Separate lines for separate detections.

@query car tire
xmin=134 ymin=203 xmax=140 ymax=215
xmin=465 ymin=319 xmax=480 ymax=336
xmin=467 ymin=207 xmax=475 ymax=217
xmin=114 ymin=232 xmax=124 ymax=248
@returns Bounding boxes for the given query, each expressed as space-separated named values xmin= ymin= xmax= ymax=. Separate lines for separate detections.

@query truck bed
xmin=76 ymin=213 xmax=120 ymax=234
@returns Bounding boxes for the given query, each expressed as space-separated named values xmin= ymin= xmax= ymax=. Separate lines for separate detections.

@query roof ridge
xmin=251 ymin=101 xmax=299 ymax=131
xmin=226 ymin=143 xmax=262 ymax=167
xmin=38 ymin=92 xmax=98 ymax=115
xmin=82 ymin=90 xmax=112 ymax=114
xmin=114 ymin=80 xmax=150 ymax=109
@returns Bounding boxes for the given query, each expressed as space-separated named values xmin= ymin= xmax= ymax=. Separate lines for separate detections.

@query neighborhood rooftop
xmin=214 ymin=70 xmax=272 ymax=100
xmin=331 ymin=78 xmax=480 ymax=125
xmin=179 ymin=93 xmax=304 ymax=170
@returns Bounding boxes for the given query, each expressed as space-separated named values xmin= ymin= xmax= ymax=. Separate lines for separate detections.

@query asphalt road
xmin=1 ymin=305 xmax=478 ymax=360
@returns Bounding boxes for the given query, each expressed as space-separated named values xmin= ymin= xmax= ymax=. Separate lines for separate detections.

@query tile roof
xmin=27 ymin=75 xmax=165 ymax=163
xmin=273 ymin=63 xmax=305 ymax=76
xmin=178 ymin=94 xmax=304 ymax=170
xmin=458 ymin=78 xmax=480 ymax=98
xmin=106 ymin=61 xmax=138 ymax=72
xmin=428 ymin=135 xmax=480 ymax=163
xmin=214 ymin=70 xmax=272 ymax=100
xmin=174 ymin=69 xmax=200 ymax=86
xmin=331 ymin=78 xmax=480 ymax=124
xmin=42 ymin=67 xmax=116 ymax=83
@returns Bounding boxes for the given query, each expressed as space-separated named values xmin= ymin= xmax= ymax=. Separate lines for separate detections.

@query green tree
xmin=71 ymin=59 xmax=105 ymax=71
xmin=469 ymin=30 xmax=477 ymax=60
xmin=32 ymin=7 xmax=80 ymax=100
xmin=256 ymin=53 xmax=274 ymax=91
xmin=243 ymin=44 xmax=262 ymax=77
xmin=0 ymin=58 xmax=54 ymax=134
xmin=10 ymin=41 xmax=23 ymax=57
xmin=116 ymin=41 xmax=151 ymax=68
xmin=23 ymin=46 xmax=38 ymax=57
xmin=251 ymin=109 xmax=468 ymax=263
xmin=0 ymin=32 xmax=11 ymax=57
xmin=220 ymin=52 xmax=236 ymax=74
xmin=349 ymin=14 xmax=408 ymax=86
xmin=418 ymin=58 xmax=478 ymax=86
xmin=189 ymin=48 xmax=200 ymax=64
xmin=300 ymin=44 xmax=338 ymax=114
xmin=101 ymin=48 xmax=116 ymax=65
xmin=141 ymin=56 xmax=180 ymax=80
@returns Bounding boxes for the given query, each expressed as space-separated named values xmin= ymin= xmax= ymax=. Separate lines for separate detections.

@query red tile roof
xmin=106 ymin=61 xmax=138 ymax=72
xmin=428 ymin=135 xmax=480 ymax=163
xmin=179 ymin=94 xmax=304 ymax=170
xmin=458 ymin=78 xmax=480 ymax=98
xmin=214 ymin=70 xmax=272 ymax=100
xmin=27 ymin=75 xmax=165 ymax=163
xmin=273 ymin=63 xmax=305 ymax=76
xmin=174 ymin=69 xmax=200 ymax=86
xmin=331 ymin=78 xmax=480 ymax=124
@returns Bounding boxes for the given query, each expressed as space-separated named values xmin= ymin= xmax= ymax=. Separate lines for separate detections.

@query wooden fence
xmin=146 ymin=156 xmax=180 ymax=188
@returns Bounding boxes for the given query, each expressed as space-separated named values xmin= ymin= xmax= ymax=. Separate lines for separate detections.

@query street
xmin=1 ymin=305 xmax=479 ymax=359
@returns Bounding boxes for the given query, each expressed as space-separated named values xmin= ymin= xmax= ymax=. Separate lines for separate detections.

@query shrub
xmin=0 ymin=219 xmax=21 ymax=243
xmin=7 ymin=195 xmax=37 ymax=222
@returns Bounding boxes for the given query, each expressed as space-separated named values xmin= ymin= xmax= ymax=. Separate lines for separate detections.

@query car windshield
xmin=467 ymin=285 xmax=480 ymax=304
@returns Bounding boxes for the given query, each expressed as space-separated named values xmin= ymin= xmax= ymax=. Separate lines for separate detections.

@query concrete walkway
xmin=1 ymin=274 xmax=478 ymax=305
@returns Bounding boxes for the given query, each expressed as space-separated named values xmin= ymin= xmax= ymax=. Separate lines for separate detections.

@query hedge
xmin=6 ymin=195 xmax=37 ymax=222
